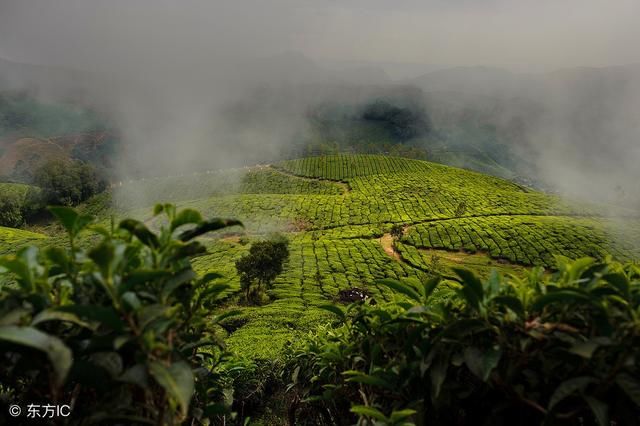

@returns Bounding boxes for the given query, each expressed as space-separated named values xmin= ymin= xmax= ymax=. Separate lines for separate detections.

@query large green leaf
xmin=389 ymin=409 xmax=417 ymax=423
xmin=350 ymin=405 xmax=387 ymax=422
xmin=0 ymin=326 xmax=72 ymax=385
xmin=430 ymin=356 xmax=448 ymax=399
xmin=452 ymin=268 xmax=484 ymax=310
xmin=377 ymin=278 xmax=421 ymax=302
xmin=0 ymin=256 xmax=32 ymax=290
xmin=616 ymin=373 xmax=640 ymax=407
xmin=58 ymin=305 xmax=125 ymax=332
xmin=531 ymin=289 xmax=593 ymax=312
xmin=149 ymin=361 xmax=194 ymax=417
xmin=89 ymin=351 xmax=123 ymax=378
xmin=88 ymin=241 xmax=115 ymax=278
xmin=162 ymin=268 xmax=196 ymax=298
xmin=464 ymin=346 xmax=501 ymax=382
xmin=119 ymin=364 xmax=149 ymax=388
xmin=492 ymin=296 xmax=524 ymax=318
xmin=318 ymin=304 xmax=345 ymax=320
xmin=602 ymin=273 xmax=630 ymax=299
xmin=567 ymin=257 xmax=596 ymax=283
xmin=170 ymin=209 xmax=203 ymax=232
xmin=583 ymin=396 xmax=609 ymax=426
xmin=122 ymin=270 xmax=172 ymax=293
xmin=343 ymin=371 xmax=394 ymax=389
xmin=119 ymin=219 xmax=159 ymax=248
xmin=32 ymin=309 xmax=92 ymax=329
xmin=568 ymin=338 xmax=611 ymax=359
xmin=178 ymin=218 xmax=243 ymax=241
xmin=548 ymin=376 xmax=596 ymax=409
xmin=48 ymin=206 xmax=93 ymax=238
xmin=422 ymin=277 xmax=440 ymax=301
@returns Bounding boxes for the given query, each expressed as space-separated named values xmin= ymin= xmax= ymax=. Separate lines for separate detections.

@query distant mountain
xmin=407 ymin=66 xmax=537 ymax=97
xmin=406 ymin=63 xmax=640 ymax=99
xmin=2 ymin=53 xmax=639 ymax=203
xmin=405 ymin=63 xmax=640 ymax=202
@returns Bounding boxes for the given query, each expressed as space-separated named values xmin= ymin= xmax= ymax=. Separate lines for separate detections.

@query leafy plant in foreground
xmin=0 ymin=204 xmax=244 ymax=424
xmin=285 ymin=256 xmax=640 ymax=425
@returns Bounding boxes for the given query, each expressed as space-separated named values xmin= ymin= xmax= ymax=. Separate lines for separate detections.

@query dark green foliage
xmin=0 ymin=183 xmax=39 ymax=227
xmin=33 ymin=159 xmax=106 ymax=206
xmin=303 ymin=95 xmax=432 ymax=158
xmin=235 ymin=236 xmax=290 ymax=303
xmin=284 ymin=257 xmax=640 ymax=425
xmin=390 ymin=224 xmax=404 ymax=240
xmin=0 ymin=204 xmax=246 ymax=424
xmin=361 ymin=99 xmax=430 ymax=141
xmin=0 ymin=192 xmax=23 ymax=227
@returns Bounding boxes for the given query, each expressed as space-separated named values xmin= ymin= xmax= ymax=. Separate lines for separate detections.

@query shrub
xmin=0 ymin=203 xmax=245 ymax=424
xmin=284 ymin=257 xmax=640 ymax=425
xmin=0 ymin=193 xmax=23 ymax=227
xmin=454 ymin=200 xmax=467 ymax=217
xmin=235 ymin=235 xmax=290 ymax=304
xmin=33 ymin=159 xmax=107 ymax=206
xmin=390 ymin=224 xmax=404 ymax=240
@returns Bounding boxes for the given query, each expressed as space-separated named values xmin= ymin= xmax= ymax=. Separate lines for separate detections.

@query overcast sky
xmin=1 ymin=0 xmax=639 ymax=74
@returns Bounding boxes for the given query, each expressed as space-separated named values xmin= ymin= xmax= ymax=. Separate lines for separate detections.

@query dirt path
xmin=269 ymin=165 xmax=351 ymax=195
xmin=379 ymin=233 xmax=400 ymax=261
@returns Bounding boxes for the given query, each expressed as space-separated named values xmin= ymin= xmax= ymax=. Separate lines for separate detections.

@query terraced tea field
xmin=3 ymin=154 xmax=640 ymax=358
xmin=110 ymin=155 xmax=640 ymax=357
xmin=0 ymin=226 xmax=47 ymax=255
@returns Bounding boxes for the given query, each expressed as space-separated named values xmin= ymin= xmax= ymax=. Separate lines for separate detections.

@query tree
xmin=390 ymin=223 xmax=404 ymax=240
xmin=0 ymin=193 xmax=23 ymax=227
xmin=361 ymin=99 xmax=430 ymax=141
xmin=236 ymin=235 xmax=290 ymax=303
xmin=33 ymin=159 xmax=106 ymax=206
xmin=455 ymin=200 xmax=467 ymax=217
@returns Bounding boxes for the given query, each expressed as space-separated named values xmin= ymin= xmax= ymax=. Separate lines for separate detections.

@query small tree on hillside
xmin=390 ymin=223 xmax=404 ymax=240
xmin=236 ymin=235 xmax=290 ymax=304
xmin=33 ymin=159 xmax=106 ymax=206
xmin=0 ymin=193 xmax=23 ymax=227
xmin=454 ymin=200 xmax=467 ymax=217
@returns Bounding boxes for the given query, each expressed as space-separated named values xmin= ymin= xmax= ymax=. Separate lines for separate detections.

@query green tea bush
xmin=285 ymin=257 xmax=640 ymax=425
xmin=0 ymin=204 xmax=246 ymax=424
xmin=0 ymin=192 xmax=23 ymax=227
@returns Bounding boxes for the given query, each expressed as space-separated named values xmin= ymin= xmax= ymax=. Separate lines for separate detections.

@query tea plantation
xmin=100 ymin=155 xmax=640 ymax=359
xmin=2 ymin=154 xmax=640 ymax=360
xmin=0 ymin=225 xmax=47 ymax=255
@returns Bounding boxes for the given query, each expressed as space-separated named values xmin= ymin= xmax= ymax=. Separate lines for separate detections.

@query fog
xmin=1 ymin=0 xmax=639 ymax=206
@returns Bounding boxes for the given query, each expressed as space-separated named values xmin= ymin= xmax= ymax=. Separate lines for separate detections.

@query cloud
xmin=1 ymin=0 xmax=639 ymax=210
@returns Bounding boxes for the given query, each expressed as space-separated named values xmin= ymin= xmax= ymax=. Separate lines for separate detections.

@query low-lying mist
xmin=1 ymin=0 xmax=639 ymax=210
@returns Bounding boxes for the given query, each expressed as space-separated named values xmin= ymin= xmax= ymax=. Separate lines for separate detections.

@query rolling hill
xmin=81 ymin=155 xmax=637 ymax=359
xmin=1 ymin=154 xmax=639 ymax=358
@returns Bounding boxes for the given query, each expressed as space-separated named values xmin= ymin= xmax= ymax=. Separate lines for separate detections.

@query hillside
xmin=0 ymin=225 xmax=47 ymax=255
xmin=2 ymin=154 xmax=639 ymax=359
xmin=1 ymin=153 xmax=639 ymax=423
xmin=83 ymin=154 xmax=637 ymax=359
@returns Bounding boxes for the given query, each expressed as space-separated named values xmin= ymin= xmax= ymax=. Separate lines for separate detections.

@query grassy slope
xmin=2 ymin=154 xmax=639 ymax=360
xmin=0 ymin=226 xmax=47 ymax=255
xmin=121 ymin=155 xmax=640 ymax=359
